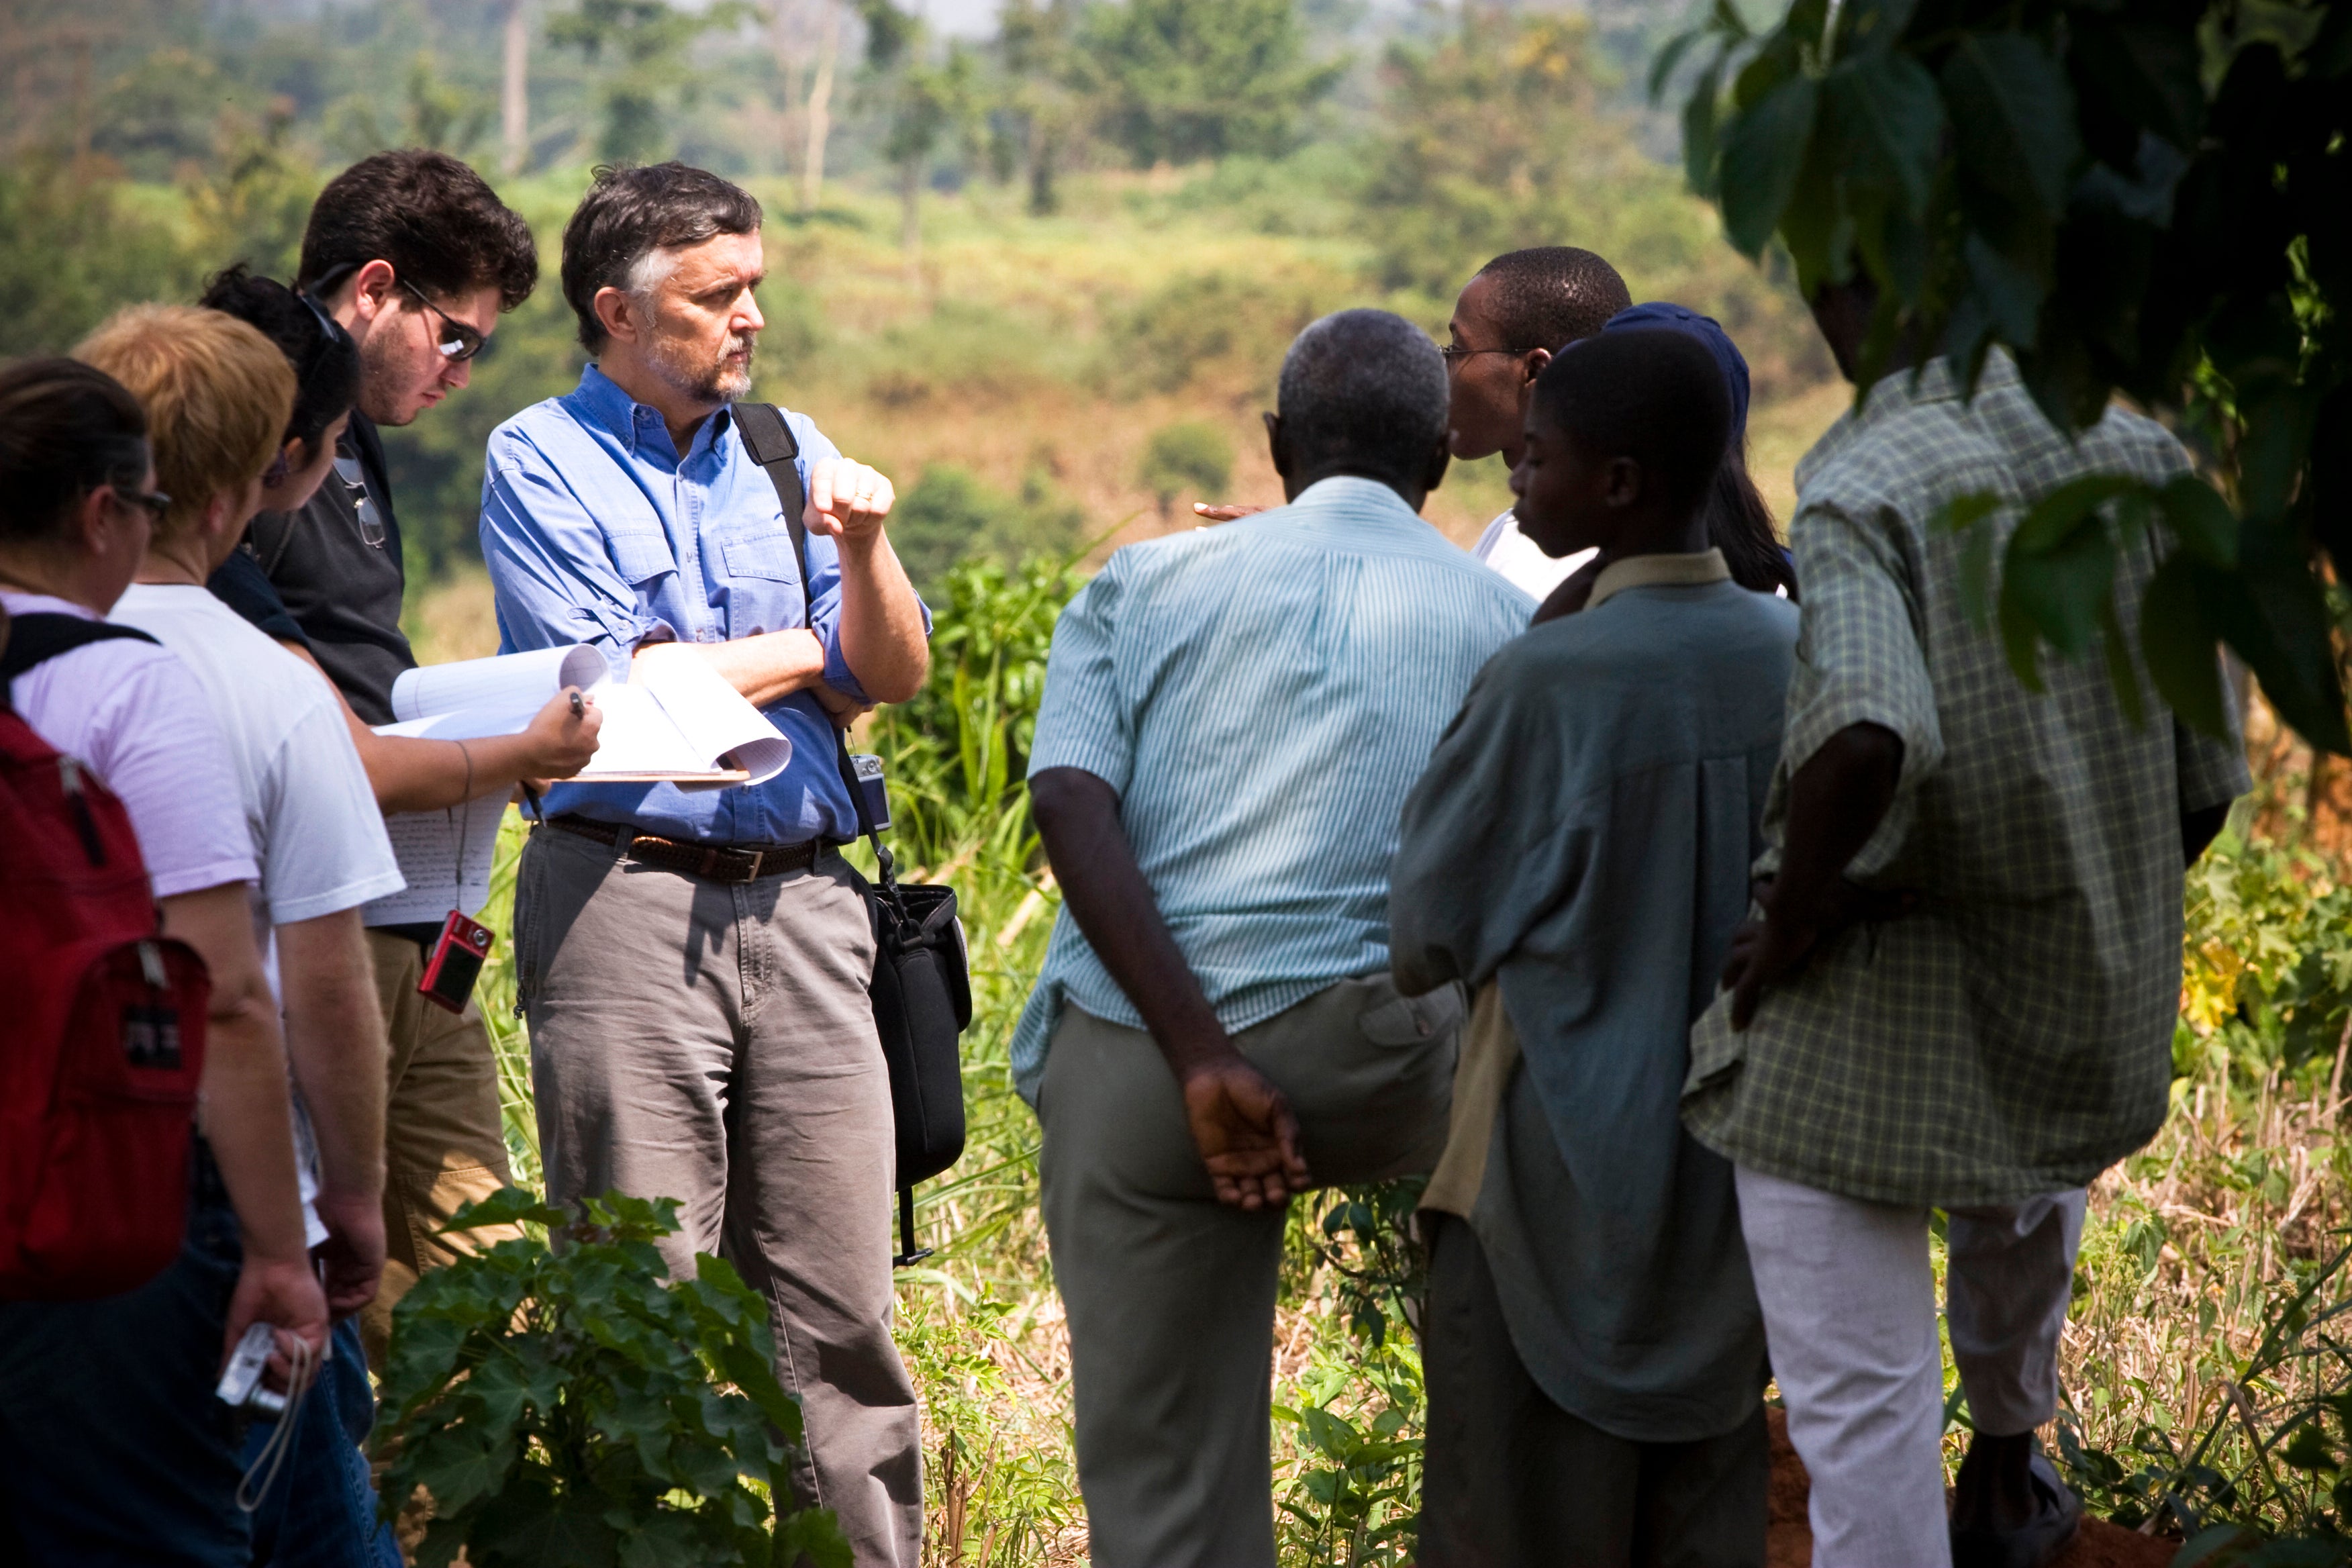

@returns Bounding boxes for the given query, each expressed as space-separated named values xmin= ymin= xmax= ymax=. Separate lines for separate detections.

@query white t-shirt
xmin=3 ymin=590 xmax=257 ymax=899
xmin=113 ymin=583 xmax=405 ymax=1245
xmin=1472 ymin=508 xmax=1596 ymax=603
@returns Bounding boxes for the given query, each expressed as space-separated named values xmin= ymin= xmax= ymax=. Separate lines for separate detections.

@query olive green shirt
xmin=1683 ymin=354 xmax=2250 ymax=1207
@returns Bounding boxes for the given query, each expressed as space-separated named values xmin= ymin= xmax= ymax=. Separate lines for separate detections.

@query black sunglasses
xmin=304 ymin=262 xmax=484 ymax=363
xmin=397 ymin=279 xmax=487 ymax=363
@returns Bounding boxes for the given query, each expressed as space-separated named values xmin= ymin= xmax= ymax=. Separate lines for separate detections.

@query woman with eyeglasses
xmin=0 ymin=358 xmax=332 ymax=1567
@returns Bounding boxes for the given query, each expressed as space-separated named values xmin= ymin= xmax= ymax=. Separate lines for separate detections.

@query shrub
xmin=1095 ymin=272 xmax=1326 ymax=399
xmin=1138 ymin=420 xmax=1233 ymax=513
xmin=376 ymin=1187 xmax=850 ymax=1568
xmin=888 ymin=463 xmax=1083 ymax=595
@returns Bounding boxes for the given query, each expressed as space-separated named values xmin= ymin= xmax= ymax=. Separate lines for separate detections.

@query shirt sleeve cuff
xmin=818 ymin=596 xmax=932 ymax=703
xmin=1781 ymin=689 xmax=1945 ymax=881
xmin=1026 ymin=740 xmax=1132 ymax=798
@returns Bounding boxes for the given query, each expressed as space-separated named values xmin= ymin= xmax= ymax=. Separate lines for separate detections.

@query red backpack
xmin=1 ymin=613 xmax=211 ymax=1300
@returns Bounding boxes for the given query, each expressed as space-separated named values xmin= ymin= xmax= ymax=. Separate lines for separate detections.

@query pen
xmin=569 ymin=691 xmax=586 ymax=720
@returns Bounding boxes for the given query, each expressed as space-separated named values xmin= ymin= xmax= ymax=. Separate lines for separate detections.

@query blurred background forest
xmin=0 ymin=0 xmax=1836 ymax=634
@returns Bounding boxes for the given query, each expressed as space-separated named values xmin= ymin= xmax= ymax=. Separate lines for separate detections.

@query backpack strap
xmin=0 ymin=614 xmax=158 ymax=686
xmin=734 ymin=404 xmax=898 ymax=885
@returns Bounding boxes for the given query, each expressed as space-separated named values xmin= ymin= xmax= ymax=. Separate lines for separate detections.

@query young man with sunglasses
xmin=229 ymin=150 xmax=600 ymax=1369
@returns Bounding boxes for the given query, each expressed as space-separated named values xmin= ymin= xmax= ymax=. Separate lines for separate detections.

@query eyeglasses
xmin=334 ymin=455 xmax=386 ymax=548
xmin=1439 ymin=344 xmax=1516 ymax=367
xmin=109 ymin=485 xmax=172 ymax=519
xmin=397 ymin=279 xmax=487 ymax=362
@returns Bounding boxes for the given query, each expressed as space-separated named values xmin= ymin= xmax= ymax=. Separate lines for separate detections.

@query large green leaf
xmin=2003 ymin=518 xmax=2117 ymax=665
xmin=2196 ymin=526 xmax=2352 ymax=755
xmin=2157 ymin=475 xmax=2240 ymax=568
xmin=2140 ymin=554 xmax=2231 ymax=738
xmin=1831 ymin=51 xmax=1943 ymax=217
xmin=1943 ymin=32 xmax=2079 ymax=219
xmin=2071 ymin=15 xmax=2205 ymax=154
xmin=1719 ymin=74 xmax=1821 ymax=257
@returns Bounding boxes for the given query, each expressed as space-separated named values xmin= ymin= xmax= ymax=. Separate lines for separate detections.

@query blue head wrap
xmin=1597 ymin=301 xmax=1751 ymax=444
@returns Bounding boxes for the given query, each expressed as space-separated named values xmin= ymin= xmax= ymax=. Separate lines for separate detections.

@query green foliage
xmin=1273 ymin=1335 xmax=1424 ymax=1568
xmin=377 ymin=1187 xmax=850 ymax=1568
xmin=1668 ymin=0 xmax=2352 ymax=752
xmin=1356 ymin=6 xmax=1826 ymax=392
xmin=1097 ymin=271 xmax=1328 ymax=397
xmin=1073 ymin=0 xmax=1342 ymax=167
xmin=549 ymin=0 xmax=755 ymax=164
xmin=182 ymin=104 xmax=322 ymax=285
xmin=885 ymin=466 xmax=1085 ymax=597
xmin=0 ymin=160 xmax=197 ymax=357
xmin=1138 ymin=419 xmax=1233 ymax=510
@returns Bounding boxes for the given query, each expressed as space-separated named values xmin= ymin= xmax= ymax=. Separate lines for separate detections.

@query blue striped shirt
xmin=1012 ymin=476 xmax=1535 ymax=1104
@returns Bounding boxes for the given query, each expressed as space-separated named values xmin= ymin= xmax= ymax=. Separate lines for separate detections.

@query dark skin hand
xmin=1033 ymin=414 xmax=1452 ymax=1210
xmin=1030 ymin=767 xmax=1310 ymax=1210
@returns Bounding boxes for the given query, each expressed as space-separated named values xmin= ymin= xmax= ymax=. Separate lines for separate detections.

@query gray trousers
xmin=1418 ymin=1214 xmax=1767 ymax=1568
xmin=1038 ymin=975 xmax=1462 ymax=1568
xmin=516 ymin=826 xmax=922 ymax=1567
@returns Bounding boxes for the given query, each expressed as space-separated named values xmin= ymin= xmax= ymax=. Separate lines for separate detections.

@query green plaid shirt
xmin=1682 ymin=354 xmax=2249 ymax=1206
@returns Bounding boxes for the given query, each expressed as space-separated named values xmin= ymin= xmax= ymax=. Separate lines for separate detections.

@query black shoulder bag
xmin=735 ymin=403 xmax=970 ymax=1267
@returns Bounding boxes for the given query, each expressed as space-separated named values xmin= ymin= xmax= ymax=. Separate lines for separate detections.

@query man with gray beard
xmin=479 ymin=162 xmax=932 ymax=1566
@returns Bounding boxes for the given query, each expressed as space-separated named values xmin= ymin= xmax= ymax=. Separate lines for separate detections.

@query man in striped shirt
xmin=1018 ymin=309 xmax=1533 ymax=1568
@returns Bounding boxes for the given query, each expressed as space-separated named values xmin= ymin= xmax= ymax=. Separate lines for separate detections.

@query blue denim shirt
xmin=479 ymin=364 xmax=928 ymax=844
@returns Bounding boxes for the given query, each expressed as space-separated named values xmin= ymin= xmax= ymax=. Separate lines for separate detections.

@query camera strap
xmin=234 ymin=1333 xmax=319 ymax=1513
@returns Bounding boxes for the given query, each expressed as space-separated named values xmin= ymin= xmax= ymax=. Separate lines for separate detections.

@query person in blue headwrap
xmin=1392 ymin=325 xmax=1798 ymax=1567
xmin=1529 ymin=302 xmax=1798 ymax=624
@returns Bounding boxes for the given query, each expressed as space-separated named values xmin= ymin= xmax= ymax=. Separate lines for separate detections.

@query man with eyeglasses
xmin=229 ymin=150 xmax=599 ymax=1370
xmin=1442 ymin=247 xmax=1630 ymax=603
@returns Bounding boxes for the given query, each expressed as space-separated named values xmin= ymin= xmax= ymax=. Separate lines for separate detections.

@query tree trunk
xmin=799 ymin=0 xmax=839 ymax=213
xmin=769 ymin=0 xmax=797 ymax=180
xmin=501 ymin=0 xmax=529 ymax=177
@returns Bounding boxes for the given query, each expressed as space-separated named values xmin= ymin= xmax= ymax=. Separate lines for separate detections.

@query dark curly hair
xmin=199 ymin=264 xmax=360 ymax=457
xmin=296 ymin=150 xmax=538 ymax=312
xmin=0 ymin=358 xmax=150 ymax=547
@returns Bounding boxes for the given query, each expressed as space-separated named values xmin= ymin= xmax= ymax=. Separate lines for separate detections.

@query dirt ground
xmin=1765 ymin=1410 xmax=2181 ymax=1568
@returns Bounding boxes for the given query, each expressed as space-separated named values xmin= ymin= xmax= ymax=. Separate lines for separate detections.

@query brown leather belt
xmin=547 ymin=814 xmax=831 ymax=884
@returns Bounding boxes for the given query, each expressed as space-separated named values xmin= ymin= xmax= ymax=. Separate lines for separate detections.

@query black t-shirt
xmin=244 ymin=411 xmax=415 ymax=725
xmin=206 ymin=546 xmax=310 ymax=648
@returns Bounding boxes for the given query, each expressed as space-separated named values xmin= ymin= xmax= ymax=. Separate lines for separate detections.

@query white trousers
xmin=1734 ymin=1167 xmax=2086 ymax=1568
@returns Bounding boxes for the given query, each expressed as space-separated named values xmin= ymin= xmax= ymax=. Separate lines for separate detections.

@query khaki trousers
xmin=360 ymin=927 xmax=522 ymax=1369
xmin=1038 ymin=975 xmax=1461 ymax=1568
xmin=516 ymin=826 xmax=922 ymax=1568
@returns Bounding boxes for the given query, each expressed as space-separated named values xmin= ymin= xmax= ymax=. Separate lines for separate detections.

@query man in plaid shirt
xmin=1683 ymin=283 xmax=2249 ymax=1568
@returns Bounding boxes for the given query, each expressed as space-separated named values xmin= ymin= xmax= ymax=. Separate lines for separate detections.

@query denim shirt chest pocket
xmin=715 ymin=532 xmax=806 ymax=633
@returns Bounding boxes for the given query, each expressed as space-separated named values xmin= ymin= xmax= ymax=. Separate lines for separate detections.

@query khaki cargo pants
xmin=360 ymin=927 xmax=522 ymax=1369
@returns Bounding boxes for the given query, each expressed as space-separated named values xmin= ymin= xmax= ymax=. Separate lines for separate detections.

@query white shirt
xmin=3 ymin=590 xmax=256 ymax=899
xmin=1472 ymin=508 xmax=1596 ymax=603
xmin=113 ymin=583 xmax=404 ymax=1244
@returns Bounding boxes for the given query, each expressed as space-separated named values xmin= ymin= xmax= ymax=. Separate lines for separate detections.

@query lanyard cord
xmin=235 ymin=1334 xmax=320 ymax=1513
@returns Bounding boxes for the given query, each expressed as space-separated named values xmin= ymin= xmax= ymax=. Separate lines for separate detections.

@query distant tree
xmin=1074 ymin=0 xmax=1341 ymax=167
xmin=993 ymin=0 xmax=1085 ymax=213
xmin=1667 ymin=0 xmax=2352 ymax=752
xmin=858 ymin=1 xmax=981 ymax=279
xmin=548 ymin=0 xmax=752 ymax=165
xmin=1139 ymin=420 xmax=1234 ymax=516
xmin=501 ymin=0 xmax=530 ymax=176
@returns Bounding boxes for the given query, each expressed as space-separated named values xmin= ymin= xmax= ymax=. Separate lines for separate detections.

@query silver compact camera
xmin=214 ymin=1322 xmax=288 ymax=1416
